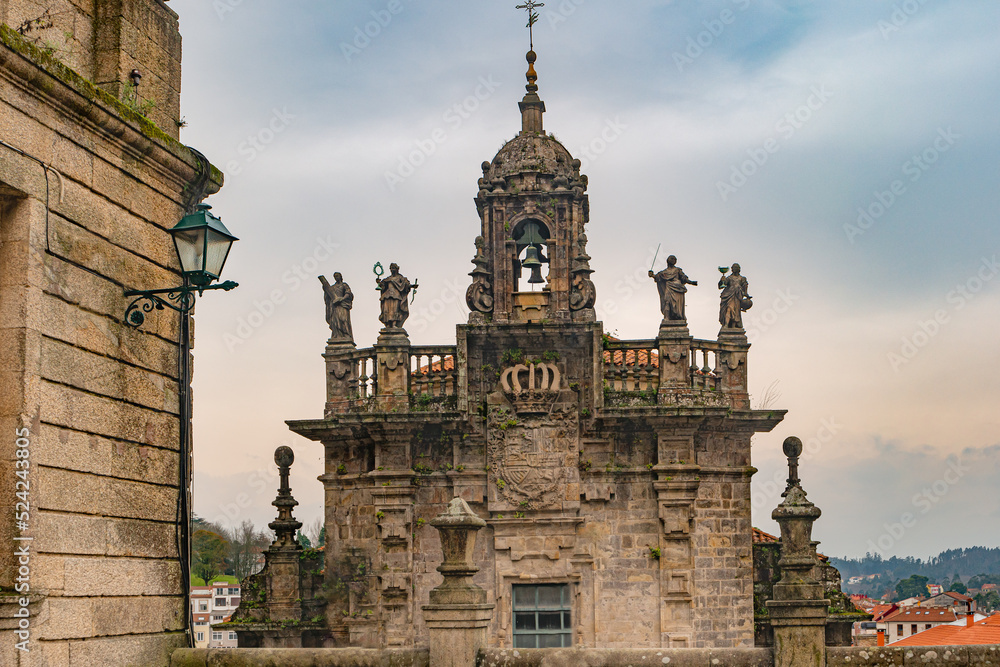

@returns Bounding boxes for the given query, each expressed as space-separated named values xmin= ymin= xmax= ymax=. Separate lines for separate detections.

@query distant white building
xmin=190 ymin=581 xmax=241 ymax=648
xmin=882 ymin=607 xmax=957 ymax=643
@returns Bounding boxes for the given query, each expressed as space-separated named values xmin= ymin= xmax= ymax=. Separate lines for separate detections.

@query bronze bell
xmin=522 ymin=245 xmax=545 ymax=284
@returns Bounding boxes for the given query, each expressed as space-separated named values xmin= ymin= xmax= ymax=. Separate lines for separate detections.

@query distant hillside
xmin=830 ymin=547 xmax=1000 ymax=590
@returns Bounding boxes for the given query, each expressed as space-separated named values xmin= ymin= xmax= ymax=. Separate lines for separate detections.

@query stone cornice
xmin=0 ymin=24 xmax=223 ymax=199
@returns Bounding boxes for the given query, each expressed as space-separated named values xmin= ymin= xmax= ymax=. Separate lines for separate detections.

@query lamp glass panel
xmin=204 ymin=228 xmax=234 ymax=277
xmin=173 ymin=228 xmax=205 ymax=274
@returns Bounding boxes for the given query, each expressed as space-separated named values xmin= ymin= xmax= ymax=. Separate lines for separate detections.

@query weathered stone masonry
xmin=0 ymin=2 xmax=220 ymax=664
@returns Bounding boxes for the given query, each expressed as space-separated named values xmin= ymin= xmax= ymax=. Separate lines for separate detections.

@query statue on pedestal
xmin=376 ymin=262 xmax=417 ymax=330
xmin=319 ymin=273 xmax=354 ymax=343
xmin=718 ymin=263 xmax=752 ymax=329
xmin=649 ymin=255 xmax=697 ymax=323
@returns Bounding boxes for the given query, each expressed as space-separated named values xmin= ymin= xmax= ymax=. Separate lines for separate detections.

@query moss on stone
xmin=0 ymin=23 xmax=221 ymax=180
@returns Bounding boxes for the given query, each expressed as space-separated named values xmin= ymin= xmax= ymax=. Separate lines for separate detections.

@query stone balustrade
xmin=602 ymin=335 xmax=749 ymax=408
xmin=324 ymin=345 xmax=459 ymax=415
xmin=602 ymin=338 xmax=659 ymax=392
xmin=409 ymin=346 xmax=458 ymax=399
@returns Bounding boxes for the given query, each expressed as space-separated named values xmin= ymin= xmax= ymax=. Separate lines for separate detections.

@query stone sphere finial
xmin=274 ymin=445 xmax=294 ymax=468
xmin=782 ymin=436 xmax=802 ymax=459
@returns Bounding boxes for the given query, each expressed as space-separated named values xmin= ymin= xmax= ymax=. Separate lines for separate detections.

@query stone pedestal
xmin=657 ymin=322 xmax=692 ymax=390
xmin=265 ymin=549 xmax=303 ymax=622
xmin=769 ymin=600 xmax=828 ymax=667
xmin=766 ymin=437 xmax=829 ymax=667
xmin=324 ymin=339 xmax=358 ymax=412
xmin=422 ymin=498 xmax=494 ymax=667
xmin=376 ymin=328 xmax=410 ymax=411
xmin=716 ymin=328 xmax=750 ymax=409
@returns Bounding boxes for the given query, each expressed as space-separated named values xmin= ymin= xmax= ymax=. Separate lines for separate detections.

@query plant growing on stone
xmin=501 ymin=348 xmax=524 ymax=365
xmin=648 ymin=546 xmax=661 ymax=560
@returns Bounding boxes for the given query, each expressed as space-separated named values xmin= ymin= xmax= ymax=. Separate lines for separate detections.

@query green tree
xmin=974 ymin=591 xmax=1000 ymax=614
xmin=297 ymin=530 xmax=312 ymax=549
xmin=317 ymin=524 xmax=326 ymax=548
xmin=192 ymin=529 xmax=229 ymax=583
xmin=895 ymin=574 xmax=929 ymax=601
xmin=949 ymin=579 xmax=968 ymax=594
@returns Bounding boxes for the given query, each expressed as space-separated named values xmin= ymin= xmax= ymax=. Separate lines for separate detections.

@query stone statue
xmin=375 ymin=263 xmax=416 ymax=330
xmin=718 ymin=263 xmax=752 ymax=329
xmin=467 ymin=236 xmax=494 ymax=314
xmin=649 ymin=255 xmax=697 ymax=322
xmin=569 ymin=273 xmax=596 ymax=311
xmin=319 ymin=273 xmax=354 ymax=343
xmin=570 ymin=233 xmax=597 ymax=313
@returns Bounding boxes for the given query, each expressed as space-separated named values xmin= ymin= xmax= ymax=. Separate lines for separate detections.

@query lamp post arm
xmin=123 ymin=281 xmax=239 ymax=328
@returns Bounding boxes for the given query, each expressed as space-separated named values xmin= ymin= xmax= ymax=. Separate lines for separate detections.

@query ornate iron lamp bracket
xmin=124 ymin=280 xmax=238 ymax=328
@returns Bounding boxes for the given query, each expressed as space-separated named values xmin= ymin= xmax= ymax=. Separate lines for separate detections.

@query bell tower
xmin=466 ymin=51 xmax=596 ymax=324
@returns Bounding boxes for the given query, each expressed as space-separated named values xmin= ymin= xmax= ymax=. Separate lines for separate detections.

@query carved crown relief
xmin=500 ymin=361 xmax=561 ymax=414
xmin=500 ymin=362 xmax=561 ymax=393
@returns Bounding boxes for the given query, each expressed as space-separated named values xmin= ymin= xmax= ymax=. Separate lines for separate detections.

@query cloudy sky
xmin=169 ymin=0 xmax=1000 ymax=560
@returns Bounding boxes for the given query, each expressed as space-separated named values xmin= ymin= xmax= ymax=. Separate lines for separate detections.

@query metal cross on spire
xmin=515 ymin=1 xmax=544 ymax=49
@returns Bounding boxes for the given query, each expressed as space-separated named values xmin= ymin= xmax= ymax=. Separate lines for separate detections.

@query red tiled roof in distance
xmin=751 ymin=527 xmax=827 ymax=561
xmin=753 ymin=528 xmax=778 ymax=543
xmin=870 ymin=604 xmax=898 ymax=622
xmin=415 ymin=356 xmax=455 ymax=374
xmin=983 ymin=613 xmax=1000 ymax=626
xmin=883 ymin=607 xmax=957 ymax=624
xmin=943 ymin=590 xmax=973 ymax=602
xmin=894 ymin=622 xmax=1000 ymax=646
xmin=603 ymin=347 xmax=660 ymax=368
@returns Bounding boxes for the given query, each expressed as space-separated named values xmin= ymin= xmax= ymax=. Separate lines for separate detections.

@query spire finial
xmin=516 ymin=1 xmax=544 ymax=50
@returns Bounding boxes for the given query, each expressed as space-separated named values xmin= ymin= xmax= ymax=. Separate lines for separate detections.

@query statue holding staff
xmin=319 ymin=272 xmax=354 ymax=343
xmin=375 ymin=262 xmax=417 ymax=330
xmin=718 ymin=263 xmax=752 ymax=329
xmin=649 ymin=255 xmax=697 ymax=323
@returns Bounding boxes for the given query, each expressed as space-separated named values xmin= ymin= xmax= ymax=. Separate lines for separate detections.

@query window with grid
xmin=512 ymin=584 xmax=572 ymax=648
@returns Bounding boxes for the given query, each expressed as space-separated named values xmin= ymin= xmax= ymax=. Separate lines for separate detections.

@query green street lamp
xmin=171 ymin=203 xmax=238 ymax=287
xmin=122 ymin=201 xmax=238 ymax=649
xmin=124 ymin=204 xmax=239 ymax=326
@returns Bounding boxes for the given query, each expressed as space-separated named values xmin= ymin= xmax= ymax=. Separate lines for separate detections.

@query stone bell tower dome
xmin=467 ymin=51 xmax=596 ymax=324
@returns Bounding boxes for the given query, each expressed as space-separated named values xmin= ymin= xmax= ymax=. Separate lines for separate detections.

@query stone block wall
xmin=302 ymin=419 xmax=762 ymax=651
xmin=0 ymin=0 xmax=182 ymax=136
xmin=478 ymin=647 xmax=775 ymax=666
xmin=0 ymin=22 xmax=219 ymax=666
xmin=827 ymin=645 xmax=1000 ymax=665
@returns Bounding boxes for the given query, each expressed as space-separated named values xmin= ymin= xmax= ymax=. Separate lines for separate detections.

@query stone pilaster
xmin=653 ymin=478 xmax=698 ymax=646
xmin=767 ymin=437 xmax=828 ymax=667
xmin=422 ymin=498 xmax=494 ymax=667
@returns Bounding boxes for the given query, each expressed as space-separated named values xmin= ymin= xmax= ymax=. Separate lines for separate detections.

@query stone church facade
xmin=1 ymin=2 xmax=221 ymax=665
xmin=265 ymin=51 xmax=785 ymax=651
